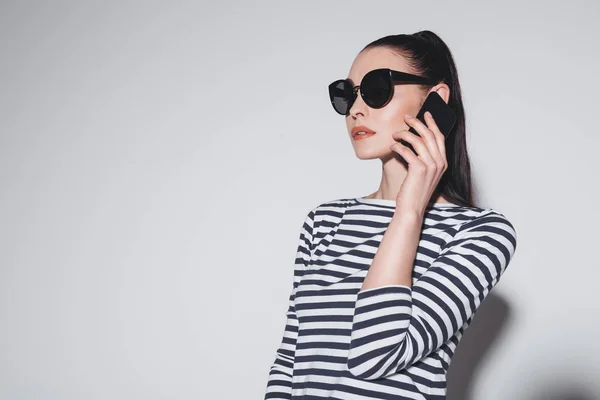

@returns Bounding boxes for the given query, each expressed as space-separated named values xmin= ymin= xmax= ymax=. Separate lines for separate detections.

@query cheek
xmin=374 ymin=99 xmax=411 ymax=135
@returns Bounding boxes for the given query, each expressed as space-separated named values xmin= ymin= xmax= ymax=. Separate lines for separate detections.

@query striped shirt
xmin=264 ymin=196 xmax=517 ymax=400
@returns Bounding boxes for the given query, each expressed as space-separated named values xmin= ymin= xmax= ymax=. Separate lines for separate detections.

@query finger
xmin=404 ymin=113 xmax=430 ymax=138
xmin=424 ymin=112 xmax=447 ymax=166
xmin=392 ymin=129 xmax=429 ymax=158
xmin=392 ymin=130 xmax=437 ymax=170
xmin=390 ymin=140 xmax=424 ymax=170
xmin=405 ymin=114 xmax=443 ymax=165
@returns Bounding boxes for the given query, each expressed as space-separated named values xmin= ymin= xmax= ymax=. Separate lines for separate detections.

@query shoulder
xmin=460 ymin=206 xmax=516 ymax=240
xmin=304 ymin=197 xmax=358 ymax=221
xmin=449 ymin=205 xmax=518 ymax=260
xmin=300 ymin=197 xmax=358 ymax=247
xmin=313 ymin=196 xmax=358 ymax=211
xmin=431 ymin=205 xmax=519 ymax=283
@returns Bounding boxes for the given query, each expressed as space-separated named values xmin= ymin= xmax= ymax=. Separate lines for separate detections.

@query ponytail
xmin=362 ymin=30 xmax=474 ymax=207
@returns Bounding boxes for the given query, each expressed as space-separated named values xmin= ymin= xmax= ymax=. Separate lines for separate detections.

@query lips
xmin=351 ymin=125 xmax=376 ymax=139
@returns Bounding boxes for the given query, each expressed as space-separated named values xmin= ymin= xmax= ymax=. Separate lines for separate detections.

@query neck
xmin=365 ymin=153 xmax=448 ymax=203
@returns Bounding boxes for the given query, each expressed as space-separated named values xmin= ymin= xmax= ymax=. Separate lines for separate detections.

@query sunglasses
xmin=328 ymin=68 xmax=436 ymax=115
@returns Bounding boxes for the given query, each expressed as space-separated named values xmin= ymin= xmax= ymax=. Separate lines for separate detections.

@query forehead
xmin=347 ymin=47 xmax=412 ymax=83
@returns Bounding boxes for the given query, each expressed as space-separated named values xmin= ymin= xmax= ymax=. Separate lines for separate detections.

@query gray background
xmin=1 ymin=1 xmax=599 ymax=399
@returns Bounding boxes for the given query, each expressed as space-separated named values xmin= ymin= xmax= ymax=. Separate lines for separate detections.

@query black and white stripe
xmin=265 ymin=197 xmax=517 ymax=400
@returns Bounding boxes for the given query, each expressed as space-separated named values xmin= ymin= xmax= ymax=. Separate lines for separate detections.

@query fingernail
xmin=405 ymin=114 xmax=413 ymax=119
xmin=425 ymin=111 xmax=431 ymax=118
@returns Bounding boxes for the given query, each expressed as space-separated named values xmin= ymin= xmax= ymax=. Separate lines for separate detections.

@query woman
xmin=264 ymin=30 xmax=517 ymax=400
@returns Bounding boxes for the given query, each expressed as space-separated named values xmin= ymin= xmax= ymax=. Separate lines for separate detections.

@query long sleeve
xmin=264 ymin=208 xmax=315 ymax=399
xmin=346 ymin=210 xmax=517 ymax=380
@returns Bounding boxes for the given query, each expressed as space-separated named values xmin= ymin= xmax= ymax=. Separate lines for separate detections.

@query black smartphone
xmin=399 ymin=91 xmax=457 ymax=157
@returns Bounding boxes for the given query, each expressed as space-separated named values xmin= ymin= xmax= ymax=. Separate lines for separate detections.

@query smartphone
xmin=399 ymin=91 xmax=457 ymax=157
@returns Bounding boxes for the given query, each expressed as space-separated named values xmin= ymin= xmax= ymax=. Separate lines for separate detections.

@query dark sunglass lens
xmin=329 ymin=80 xmax=353 ymax=115
xmin=361 ymin=70 xmax=392 ymax=108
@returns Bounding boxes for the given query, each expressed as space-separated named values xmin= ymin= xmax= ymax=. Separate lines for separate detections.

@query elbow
xmin=346 ymin=355 xmax=391 ymax=380
xmin=346 ymin=339 xmax=411 ymax=380
xmin=346 ymin=355 xmax=372 ymax=380
xmin=346 ymin=357 xmax=380 ymax=380
xmin=346 ymin=346 xmax=404 ymax=380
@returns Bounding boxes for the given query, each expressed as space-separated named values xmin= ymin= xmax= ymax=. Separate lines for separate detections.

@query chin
xmin=353 ymin=148 xmax=394 ymax=160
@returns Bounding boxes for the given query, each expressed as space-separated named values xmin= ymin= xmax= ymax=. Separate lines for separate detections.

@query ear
xmin=430 ymin=84 xmax=451 ymax=104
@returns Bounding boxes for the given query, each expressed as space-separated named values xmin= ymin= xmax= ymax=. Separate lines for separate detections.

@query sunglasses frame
xmin=328 ymin=68 xmax=437 ymax=116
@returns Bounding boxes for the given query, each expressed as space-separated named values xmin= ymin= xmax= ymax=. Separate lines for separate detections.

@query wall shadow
xmin=446 ymin=293 xmax=600 ymax=400
xmin=527 ymin=383 xmax=599 ymax=400
xmin=446 ymin=292 xmax=510 ymax=400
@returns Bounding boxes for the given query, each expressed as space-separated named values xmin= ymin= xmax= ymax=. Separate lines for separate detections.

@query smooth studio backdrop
xmin=1 ymin=1 xmax=599 ymax=399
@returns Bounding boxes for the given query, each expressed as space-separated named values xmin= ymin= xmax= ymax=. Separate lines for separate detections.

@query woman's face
xmin=345 ymin=47 xmax=427 ymax=160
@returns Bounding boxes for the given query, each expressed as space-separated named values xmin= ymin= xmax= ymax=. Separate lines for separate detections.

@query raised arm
xmin=264 ymin=208 xmax=315 ymax=399
xmin=346 ymin=211 xmax=517 ymax=380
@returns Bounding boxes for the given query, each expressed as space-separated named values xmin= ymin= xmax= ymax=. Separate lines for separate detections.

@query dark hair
xmin=362 ymin=30 xmax=475 ymax=208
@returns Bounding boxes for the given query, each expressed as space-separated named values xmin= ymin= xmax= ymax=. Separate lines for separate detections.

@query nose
xmin=348 ymin=87 xmax=368 ymax=118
